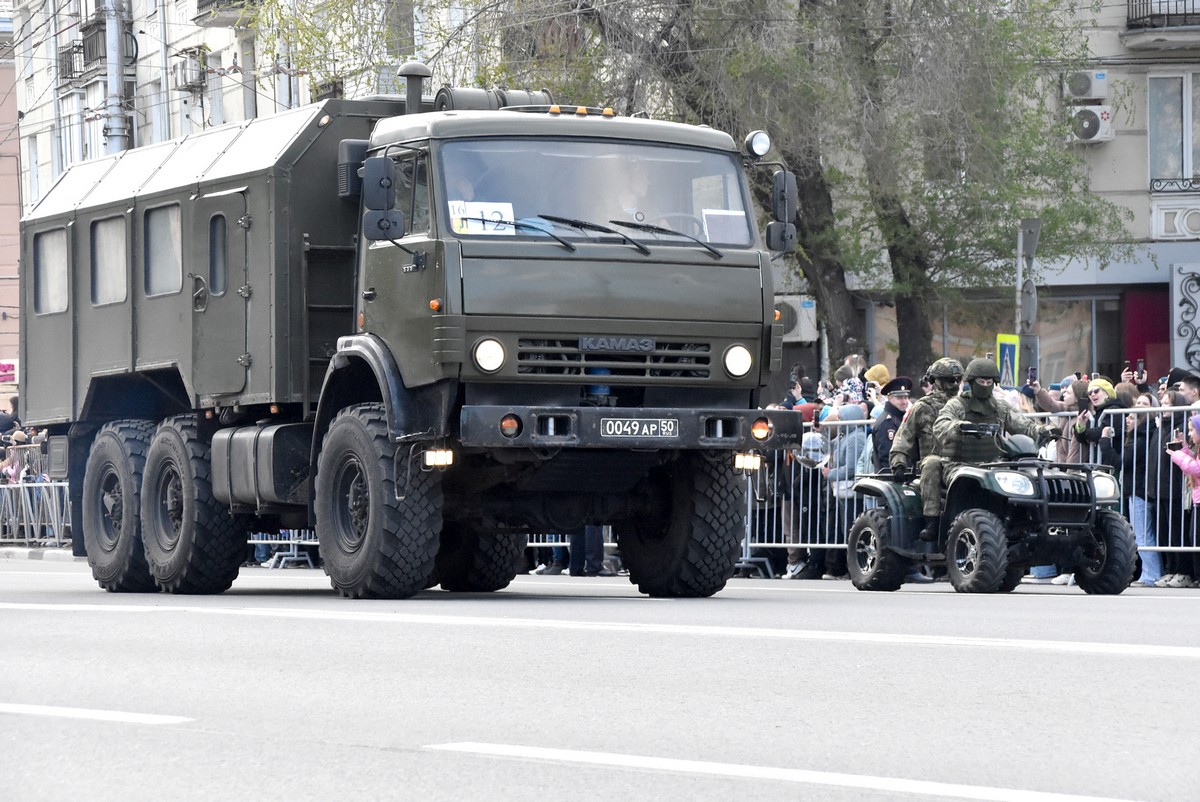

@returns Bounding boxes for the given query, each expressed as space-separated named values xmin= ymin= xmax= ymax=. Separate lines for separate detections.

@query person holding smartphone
xmin=1165 ymin=414 xmax=1200 ymax=588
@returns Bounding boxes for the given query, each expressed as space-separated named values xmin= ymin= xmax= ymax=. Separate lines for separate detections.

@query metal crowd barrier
xmin=247 ymin=529 xmax=320 ymax=568
xmin=0 ymin=480 xmax=70 ymax=546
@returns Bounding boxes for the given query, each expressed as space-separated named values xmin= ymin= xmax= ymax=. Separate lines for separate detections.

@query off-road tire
xmin=1075 ymin=509 xmax=1137 ymax=595
xmin=434 ymin=524 xmax=522 ymax=592
xmin=314 ymin=403 xmax=442 ymax=599
xmin=617 ymin=451 xmax=742 ymax=598
xmin=141 ymin=416 xmax=244 ymax=594
xmin=998 ymin=565 xmax=1026 ymax=593
xmin=945 ymin=509 xmax=1008 ymax=593
xmin=81 ymin=420 xmax=158 ymax=593
xmin=846 ymin=509 xmax=908 ymax=591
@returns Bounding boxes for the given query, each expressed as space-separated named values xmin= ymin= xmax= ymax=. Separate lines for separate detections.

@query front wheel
xmin=617 ymin=451 xmax=742 ymax=598
xmin=1074 ymin=509 xmax=1137 ymax=595
xmin=141 ymin=416 xmax=243 ymax=594
xmin=314 ymin=403 xmax=442 ymax=599
xmin=945 ymin=509 xmax=1008 ymax=593
xmin=846 ymin=509 xmax=908 ymax=591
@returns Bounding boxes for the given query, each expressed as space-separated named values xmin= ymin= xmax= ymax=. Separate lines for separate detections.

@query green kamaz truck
xmin=20 ymin=65 xmax=801 ymax=599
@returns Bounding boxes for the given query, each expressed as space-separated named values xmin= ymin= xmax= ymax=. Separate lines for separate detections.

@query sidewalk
xmin=0 ymin=545 xmax=85 ymax=562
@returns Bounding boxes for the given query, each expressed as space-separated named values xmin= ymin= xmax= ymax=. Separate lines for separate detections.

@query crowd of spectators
xmin=761 ymin=356 xmax=1200 ymax=588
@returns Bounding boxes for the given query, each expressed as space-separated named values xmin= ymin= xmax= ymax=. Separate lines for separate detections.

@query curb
xmin=0 ymin=546 xmax=86 ymax=562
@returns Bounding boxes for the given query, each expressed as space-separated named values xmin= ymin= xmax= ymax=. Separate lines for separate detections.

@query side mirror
xmin=771 ymin=170 xmax=798 ymax=223
xmin=765 ymin=221 xmax=797 ymax=252
xmin=362 ymin=156 xmax=397 ymax=211
xmin=362 ymin=210 xmax=406 ymax=242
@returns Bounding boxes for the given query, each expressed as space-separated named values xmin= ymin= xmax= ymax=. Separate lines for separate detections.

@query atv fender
xmin=852 ymin=476 xmax=927 ymax=555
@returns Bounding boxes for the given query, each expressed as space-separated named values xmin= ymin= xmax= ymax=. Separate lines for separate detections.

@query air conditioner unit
xmin=1063 ymin=69 xmax=1108 ymax=101
xmin=776 ymin=294 xmax=818 ymax=343
xmin=1069 ymin=106 xmax=1114 ymax=143
xmin=171 ymin=57 xmax=206 ymax=92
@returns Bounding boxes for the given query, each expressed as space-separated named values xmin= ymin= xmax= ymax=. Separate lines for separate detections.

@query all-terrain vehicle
xmin=847 ymin=424 xmax=1136 ymax=594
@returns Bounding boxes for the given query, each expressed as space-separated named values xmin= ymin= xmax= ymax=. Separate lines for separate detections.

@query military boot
xmin=918 ymin=516 xmax=939 ymax=542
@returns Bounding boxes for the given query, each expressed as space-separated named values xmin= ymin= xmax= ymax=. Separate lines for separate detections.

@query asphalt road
xmin=2 ymin=556 xmax=1197 ymax=802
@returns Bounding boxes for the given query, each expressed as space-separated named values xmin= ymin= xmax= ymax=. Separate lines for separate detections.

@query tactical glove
xmin=1038 ymin=426 xmax=1063 ymax=446
xmin=891 ymin=464 xmax=910 ymax=483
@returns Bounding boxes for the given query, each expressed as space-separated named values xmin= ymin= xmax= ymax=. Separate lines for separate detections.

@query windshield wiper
xmin=609 ymin=220 xmax=723 ymax=259
xmin=536 ymin=214 xmax=652 ymax=256
xmin=456 ymin=217 xmax=576 ymax=252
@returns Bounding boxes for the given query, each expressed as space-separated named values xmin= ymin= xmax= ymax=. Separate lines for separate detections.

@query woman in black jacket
xmin=1121 ymin=393 xmax=1165 ymax=586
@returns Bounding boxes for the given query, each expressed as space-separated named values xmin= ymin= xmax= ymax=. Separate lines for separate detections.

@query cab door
xmin=191 ymin=189 xmax=249 ymax=395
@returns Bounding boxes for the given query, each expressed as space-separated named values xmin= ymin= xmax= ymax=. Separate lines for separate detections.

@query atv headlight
xmin=1092 ymin=473 xmax=1120 ymax=502
xmin=995 ymin=471 xmax=1035 ymax=497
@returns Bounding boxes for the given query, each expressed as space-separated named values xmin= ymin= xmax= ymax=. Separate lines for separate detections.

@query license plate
xmin=600 ymin=418 xmax=679 ymax=438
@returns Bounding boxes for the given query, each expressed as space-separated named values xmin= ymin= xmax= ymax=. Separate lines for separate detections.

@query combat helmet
xmin=964 ymin=357 xmax=1001 ymax=382
xmin=926 ymin=358 xmax=964 ymax=382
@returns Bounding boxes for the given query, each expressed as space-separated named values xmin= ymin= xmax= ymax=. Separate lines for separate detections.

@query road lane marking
xmin=3 ymin=601 xmax=1198 ymax=659
xmin=426 ymin=742 xmax=1130 ymax=802
xmin=0 ymin=702 xmax=192 ymax=725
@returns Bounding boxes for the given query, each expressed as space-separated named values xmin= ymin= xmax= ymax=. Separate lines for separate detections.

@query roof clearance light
xmin=575 ymin=106 xmax=588 ymax=116
xmin=751 ymin=418 xmax=773 ymax=441
xmin=549 ymin=105 xmax=561 ymax=114
xmin=602 ymin=108 xmax=615 ymax=117
xmin=745 ymin=130 xmax=771 ymax=158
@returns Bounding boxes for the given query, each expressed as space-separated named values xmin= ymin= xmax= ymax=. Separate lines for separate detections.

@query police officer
xmin=889 ymin=358 xmax=965 ymax=540
xmin=872 ymin=376 xmax=912 ymax=470
xmin=923 ymin=357 xmax=1059 ymax=540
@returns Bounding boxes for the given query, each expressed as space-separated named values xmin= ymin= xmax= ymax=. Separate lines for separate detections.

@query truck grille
xmin=1045 ymin=476 xmax=1090 ymax=505
xmin=517 ymin=338 xmax=711 ymax=378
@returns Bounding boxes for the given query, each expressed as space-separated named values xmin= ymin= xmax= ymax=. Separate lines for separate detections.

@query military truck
xmin=20 ymin=64 xmax=802 ymax=599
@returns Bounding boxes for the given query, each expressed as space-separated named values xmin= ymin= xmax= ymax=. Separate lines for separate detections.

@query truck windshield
xmin=437 ymin=139 xmax=754 ymax=247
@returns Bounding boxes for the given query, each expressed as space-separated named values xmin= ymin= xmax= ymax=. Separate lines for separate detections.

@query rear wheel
xmin=846 ymin=509 xmax=908 ymax=591
xmin=315 ymin=403 xmax=442 ymax=599
xmin=1075 ymin=509 xmax=1137 ymax=595
xmin=945 ymin=509 xmax=1008 ymax=593
xmin=81 ymin=420 xmax=158 ymax=593
xmin=141 ymin=416 xmax=244 ymax=594
xmin=617 ymin=451 xmax=742 ymax=598
xmin=435 ymin=524 xmax=522 ymax=592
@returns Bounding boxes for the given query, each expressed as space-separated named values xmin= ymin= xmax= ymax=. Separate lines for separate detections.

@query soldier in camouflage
xmin=922 ymin=358 xmax=1060 ymax=540
xmin=888 ymin=357 xmax=964 ymax=540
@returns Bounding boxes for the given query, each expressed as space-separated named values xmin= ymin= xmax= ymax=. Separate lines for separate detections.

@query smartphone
xmin=1168 ymin=441 xmax=1184 ymax=451
xmin=1075 ymin=371 xmax=1083 ymax=380
xmin=1137 ymin=358 xmax=1145 ymax=374
xmin=1027 ymin=367 xmax=1037 ymax=383
xmin=985 ymin=351 xmax=994 ymax=360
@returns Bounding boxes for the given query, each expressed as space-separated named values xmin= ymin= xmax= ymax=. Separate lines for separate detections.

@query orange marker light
xmin=751 ymin=418 xmax=773 ymax=441
xmin=774 ymin=309 xmax=781 ymax=322
xmin=602 ymin=108 xmax=615 ymax=117
xmin=358 ymin=311 xmax=365 ymax=330
xmin=549 ymin=105 xmax=561 ymax=114
xmin=575 ymin=106 xmax=588 ymax=116
xmin=429 ymin=298 xmax=441 ymax=311
xmin=500 ymin=414 xmax=522 ymax=438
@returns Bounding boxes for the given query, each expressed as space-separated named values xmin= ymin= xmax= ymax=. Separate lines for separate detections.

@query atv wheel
xmin=141 ymin=416 xmax=244 ymax=594
xmin=435 ymin=524 xmax=522 ymax=592
xmin=846 ymin=509 xmax=908 ymax=591
xmin=81 ymin=420 xmax=158 ymax=593
xmin=617 ymin=451 xmax=742 ymax=598
xmin=315 ymin=403 xmax=442 ymax=599
xmin=945 ymin=509 xmax=1008 ymax=593
xmin=1074 ymin=509 xmax=1137 ymax=595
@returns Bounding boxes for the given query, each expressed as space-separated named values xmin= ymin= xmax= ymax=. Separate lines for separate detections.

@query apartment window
xmin=33 ymin=229 xmax=68 ymax=314
xmin=91 ymin=217 xmax=127 ymax=305
xmin=1149 ymin=74 xmax=1200 ymax=182
xmin=144 ymin=205 xmax=182 ymax=296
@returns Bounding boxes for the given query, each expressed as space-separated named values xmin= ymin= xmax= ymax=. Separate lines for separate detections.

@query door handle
xmin=191 ymin=274 xmax=209 ymax=312
xmin=362 ymin=288 xmax=377 ymax=302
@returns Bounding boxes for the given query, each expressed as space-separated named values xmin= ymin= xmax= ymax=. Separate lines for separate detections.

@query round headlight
xmin=723 ymin=344 xmax=753 ymax=378
xmin=1093 ymin=473 xmax=1120 ymax=501
xmin=473 ymin=338 xmax=506 ymax=373
xmin=994 ymin=471 xmax=1035 ymax=497
xmin=744 ymin=130 xmax=771 ymax=158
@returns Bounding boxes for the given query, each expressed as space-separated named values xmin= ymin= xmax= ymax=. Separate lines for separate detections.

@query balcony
xmin=56 ymin=42 xmax=83 ymax=85
xmin=1125 ymin=1 xmax=1200 ymax=50
xmin=194 ymin=0 xmax=257 ymax=28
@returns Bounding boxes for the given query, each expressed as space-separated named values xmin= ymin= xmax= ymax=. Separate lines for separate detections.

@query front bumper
xmin=459 ymin=405 xmax=805 ymax=450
